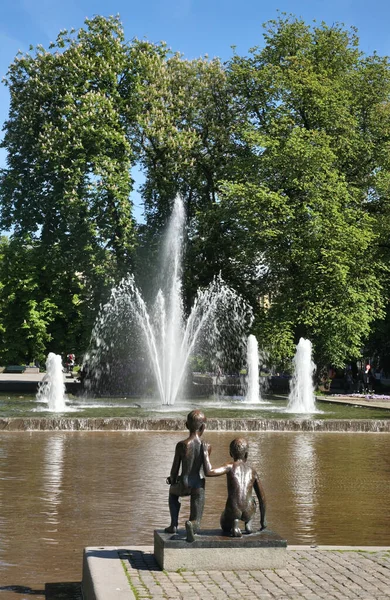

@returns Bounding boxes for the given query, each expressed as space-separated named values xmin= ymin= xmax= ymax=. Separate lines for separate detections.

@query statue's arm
xmin=254 ymin=475 xmax=267 ymax=530
xmin=202 ymin=442 xmax=230 ymax=477
xmin=168 ymin=442 xmax=183 ymax=484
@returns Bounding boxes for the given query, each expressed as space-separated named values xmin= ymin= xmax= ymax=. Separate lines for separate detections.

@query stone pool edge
xmin=1 ymin=417 xmax=390 ymax=431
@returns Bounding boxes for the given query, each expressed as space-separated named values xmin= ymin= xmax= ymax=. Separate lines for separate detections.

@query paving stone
xmin=102 ymin=547 xmax=390 ymax=599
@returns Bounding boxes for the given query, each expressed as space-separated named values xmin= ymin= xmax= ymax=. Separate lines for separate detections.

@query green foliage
xmin=0 ymin=15 xmax=136 ymax=279
xmin=219 ymin=15 xmax=390 ymax=369
xmin=127 ymin=41 xmax=239 ymax=299
xmin=0 ymin=236 xmax=55 ymax=363
xmin=0 ymin=16 xmax=137 ymax=360
xmin=1 ymin=14 xmax=390 ymax=371
xmin=128 ymin=41 xmax=234 ymax=224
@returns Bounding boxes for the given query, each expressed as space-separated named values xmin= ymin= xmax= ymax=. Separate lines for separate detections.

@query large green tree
xmin=126 ymin=41 xmax=242 ymax=302
xmin=0 ymin=16 xmax=136 ymax=360
xmin=212 ymin=16 xmax=390 ymax=371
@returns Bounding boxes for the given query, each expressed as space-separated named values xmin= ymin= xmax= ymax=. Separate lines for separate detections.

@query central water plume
xmin=36 ymin=352 xmax=67 ymax=412
xmin=245 ymin=334 xmax=262 ymax=403
xmin=287 ymin=338 xmax=317 ymax=413
xmin=85 ymin=196 xmax=253 ymax=405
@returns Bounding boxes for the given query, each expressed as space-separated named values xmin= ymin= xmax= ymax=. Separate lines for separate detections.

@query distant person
xmin=65 ymin=353 xmax=75 ymax=376
xmin=370 ymin=367 xmax=381 ymax=393
xmin=202 ymin=437 xmax=266 ymax=537
xmin=165 ymin=410 xmax=208 ymax=542
xmin=363 ymin=363 xmax=371 ymax=393
xmin=344 ymin=366 xmax=354 ymax=393
xmin=357 ymin=369 xmax=365 ymax=393
xmin=325 ymin=367 xmax=336 ymax=391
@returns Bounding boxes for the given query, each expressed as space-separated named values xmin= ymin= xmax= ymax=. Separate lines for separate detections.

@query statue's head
xmin=186 ymin=409 xmax=206 ymax=435
xmin=229 ymin=438 xmax=249 ymax=461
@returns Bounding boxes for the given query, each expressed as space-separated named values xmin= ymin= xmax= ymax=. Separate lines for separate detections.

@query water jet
xmin=245 ymin=334 xmax=267 ymax=404
xmin=84 ymin=196 xmax=252 ymax=404
xmin=36 ymin=353 xmax=67 ymax=412
xmin=287 ymin=338 xmax=317 ymax=413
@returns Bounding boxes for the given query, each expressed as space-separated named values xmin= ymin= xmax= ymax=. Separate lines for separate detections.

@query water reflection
xmin=40 ymin=435 xmax=65 ymax=542
xmin=290 ymin=435 xmax=317 ymax=542
xmin=0 ymin=444 xmax=11 ymax=567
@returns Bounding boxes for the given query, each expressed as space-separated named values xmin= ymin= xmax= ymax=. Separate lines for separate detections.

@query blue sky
xmin=1 ymin=0 xmax=390 ymax=221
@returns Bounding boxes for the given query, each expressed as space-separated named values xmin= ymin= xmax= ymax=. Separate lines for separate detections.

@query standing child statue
xmin=202 ymin=437 xmax=267 ymax=537
xmin=165 ymin=410 xmax=207 ymax=542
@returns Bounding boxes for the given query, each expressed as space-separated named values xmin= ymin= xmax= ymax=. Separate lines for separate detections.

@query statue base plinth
xmin=154 ymin=529 xmax=287 ymax=571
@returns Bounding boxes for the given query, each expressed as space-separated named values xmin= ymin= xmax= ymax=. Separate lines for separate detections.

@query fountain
xmin=245 ymin=334 xmax=262 ymax=404
xmin=287 ymin=338 xmax=317 ymax=413
xmin=36 ymin=352 xmax=67 ymax=412
xmin=84 ymin=196 xmax=253 ymax=404
xmin=5 ymin=205 xmax=386 ymax=423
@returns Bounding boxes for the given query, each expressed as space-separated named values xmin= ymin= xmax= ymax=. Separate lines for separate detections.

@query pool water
xmin=1 ymin=393 xmax=390 ymax=420
xmin=0 ymin=430 xmax=389 ymax=594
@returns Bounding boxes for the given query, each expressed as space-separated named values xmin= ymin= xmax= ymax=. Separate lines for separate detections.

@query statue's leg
xmin=245 ymin=519 xmax=253 ymax=533
xmin=189 ymin=487 xmax=205 ymax=531
xmin=232 ymin=518 xmax=242 ymax=538
xmin=185 ymin=487 xmax=205 ymax=542
xmin=221 ymin=507 xmax=243 ymax=537
xmin=243 ymin=498 xmax=256 ymax=534
xmin=220 ymin=509 xmax=233 ymax=534
xmin=185 ymin=520 xmax=195 ymax=542
xmin=165 ymin=492 xmax=180 ymax=533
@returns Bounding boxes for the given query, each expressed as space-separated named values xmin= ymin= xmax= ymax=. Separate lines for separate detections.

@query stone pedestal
xmin=154 ymin=529 xmax=287 ymax=571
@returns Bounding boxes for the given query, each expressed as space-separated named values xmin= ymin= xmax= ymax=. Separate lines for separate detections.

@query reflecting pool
xmin=0 ymin=430 xmax=389 ymax=594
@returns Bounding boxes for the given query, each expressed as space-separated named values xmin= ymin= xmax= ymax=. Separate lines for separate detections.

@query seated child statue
xmin=202 ymin=437 xmax=266 ymax=537
xmin=165 ymin=409 xmax=207 ymax=542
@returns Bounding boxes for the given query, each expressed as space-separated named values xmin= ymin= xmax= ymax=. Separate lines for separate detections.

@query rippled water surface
xmin=0 ymin=431 xmax=390 ymax=597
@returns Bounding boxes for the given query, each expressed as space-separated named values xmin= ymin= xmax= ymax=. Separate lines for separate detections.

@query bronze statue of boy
xmin=202 ymin=437 xmax=267 ymax=537
xmin=165 ymin=409 xmax=207 ymax=542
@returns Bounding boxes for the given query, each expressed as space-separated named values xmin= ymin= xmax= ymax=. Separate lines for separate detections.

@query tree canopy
xmin=218 ymin=16 xmax=390 ymax=370
xmin=0 ymin=13 xmax=390 ymax=372
xmin=0 ymin=16 xmax=136 ymax=362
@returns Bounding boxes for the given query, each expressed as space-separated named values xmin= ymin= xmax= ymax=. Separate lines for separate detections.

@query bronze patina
xmin=202 ymin=437 xmax=267 ymax=537
xmin=165 ymin=409 xmax=207 ymax=542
